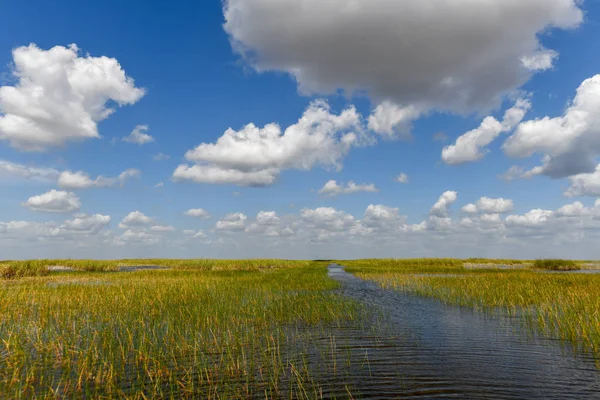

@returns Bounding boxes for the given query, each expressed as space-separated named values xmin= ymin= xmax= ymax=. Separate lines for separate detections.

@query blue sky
xmin=1 ymin=0 xmax=600 ymax=259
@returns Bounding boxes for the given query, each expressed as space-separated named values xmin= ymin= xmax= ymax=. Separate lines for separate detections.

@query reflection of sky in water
xmin=327 ymin=264 xmax=600 ymax=399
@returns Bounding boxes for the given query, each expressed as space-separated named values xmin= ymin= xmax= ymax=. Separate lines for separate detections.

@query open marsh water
xmin=322 ymin=264 xmax=600 ymax=399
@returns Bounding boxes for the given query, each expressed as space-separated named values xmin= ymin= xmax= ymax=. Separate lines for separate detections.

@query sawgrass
xmin=0 ymin=261 xmax=361 ymax=398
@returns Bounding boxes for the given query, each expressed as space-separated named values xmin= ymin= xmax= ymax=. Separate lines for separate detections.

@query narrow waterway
xmin=325 ymin=264 xmax=600 ymax=399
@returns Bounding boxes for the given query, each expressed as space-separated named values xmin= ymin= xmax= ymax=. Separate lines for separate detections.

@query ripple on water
xmin=320 ymin=264 xmax=600 ymax=399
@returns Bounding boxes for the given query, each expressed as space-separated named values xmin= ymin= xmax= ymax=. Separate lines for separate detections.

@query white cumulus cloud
xmin=318 ymin=180 xmax=378 ymax=197
xmin=564 ymin=165 xmax=600 ymax=197
xmin=123 ymin=125 xmax=154 ymax=145
xmin=57 ymin=168 xmax=140 ymax=189
xmin=0 ymin=43 xmax=145 ymax=151
xmin=216 ymin=213 xmax=247 ymax=231
xmin=368 ymin=102 xmax=422 ymax=139
xmin=504 ymin=75 xmax=600 ymax=179
xmin=395 ymin=173 xmax=409 ymax=184
xmin=476 ymin=197 xmax=514 ymax=214
xmin=23 ymin=190 xmax=81 ymax=213
xmin=442 ymin=99 xmax=530 ymax=165
xmin=430 ymin=191 xmax=458 ymax=217
xmin=173 ymin=101 xmax=364 ymax=186
xmin=184 ymin=208 xmax=211 ymax=219
xmin=118 ymin=211 xmax=154 ymax=229
xmin=0 ymin=160 xmax=59 ymax=181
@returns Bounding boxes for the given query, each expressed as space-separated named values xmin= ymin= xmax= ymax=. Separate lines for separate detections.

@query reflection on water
xmin=322 ymin=264 xmax=600 ymax=399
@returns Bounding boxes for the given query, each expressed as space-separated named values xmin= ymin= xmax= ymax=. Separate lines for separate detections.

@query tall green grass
xmin=0 ymin=261 xmax=360 ymax=398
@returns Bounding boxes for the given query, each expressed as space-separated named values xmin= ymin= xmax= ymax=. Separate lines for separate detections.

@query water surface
xmin=325 ymin=263 xmax=600 ymax=399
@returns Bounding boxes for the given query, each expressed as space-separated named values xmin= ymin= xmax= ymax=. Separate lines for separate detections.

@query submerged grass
xmin=346 ymin=259 xmax=600 ymax=363
xmin=0 ymin=260 xmax=362 ymax=398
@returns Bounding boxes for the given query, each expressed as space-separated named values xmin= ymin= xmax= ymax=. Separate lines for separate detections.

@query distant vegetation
xmin=0 ymin=258 xmax=311 ymax=278
xmin=532 ymin=259 xmax=580 ymax=271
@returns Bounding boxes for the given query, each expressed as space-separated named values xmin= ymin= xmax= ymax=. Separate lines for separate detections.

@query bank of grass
xmin=0 ymin=258 xmax=312 ymax=276
xmin=345 ymin=259 xmax=600 ymax=361
xmin=532 ymin=259 xmax=580 ymax=271
xmin=0 ymin=261 xmax=361 ymax=398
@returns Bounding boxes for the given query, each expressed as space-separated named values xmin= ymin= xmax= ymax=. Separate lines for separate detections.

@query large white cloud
xmin=0 ymin=44 xmax=145 ymax=151
xmin=58 ymin=169 xmax=140 ymax=189
xmin=223 ymin=0 xmax=581 ymax=111
xmin=318 ymin=180 xmax=378 ymax=197
xmin=442 ymin=99 xmax=530 ymax=165
xmin=22 ymin=190 xmax=81 ymax=213
xmin=173 ymin=100 xmax=364 ymax=186
xmin=504 ymin=75 xmax=600 ymax=178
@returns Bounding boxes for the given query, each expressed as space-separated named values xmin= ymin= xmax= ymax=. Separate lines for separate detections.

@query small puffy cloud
xmin=57 ymin=168 xmax=140 ymax=189
xmin=245 ymin=211 xmax=285 ymax=236
xmin=318 ymin=180 xmax=378 ymax=197
xmin=63 ymin=214 xmax=110 ymax=233
xmin=256 ymin=211 xmax=280 ymax=225
xmin=184 ymin=208 xmax=211 ymax=219
xmin=476 ymin=197 xmax=514 ymax=214
xmin=504 ymin=75 xmax=600 ymax=179
xmin=301 ymin=207 xmax=356 ymax=232
xmin=0 ymin=160 xmax=60 ymax=181
xmin=521 ymin=49 xmax=558 ymax=71
xmin=153 ymin=153 xmax=170 ymax=161
xmin=150 ymin=225 xmax=176 ymax=232
xmin=155 ymin=182 xmax=164 ymax=188
xmin=505 ymin=209 xmax=554 ymax=227
xmin=216 ymin=213 xmax=247 ymax=231
xmin=442 ymin=99 xmax=530 ymax=165
xmin=461 ymin=204 xmax=478 ymax=214
xmin=362 ymin=204 xmax=405 ymax=229
xmin=173 ymin=100 xmax=364 ymax=186
xmin=564 ymin=165 xmax=600 ymax=198
xmin=223 ymin=0 xmax=581 ymax=112
xmin=430 ymin=191 xmax=457 ymax=217
xmin=23 ymin=190 xmax=81 ymax=213
xmin=0 ymin=43 xmax=145 ymax=151
xmin=556 ymin=201 xmax=588 ymax=217
xmin=395 ymin=173 xmax=409 ymax=184
xmin=123 ymin=125 xmax=154 ymax=145
xmin=118 ymin=211 xmax=154 ymax=229
xmin=173 ymin=165 xmax=278 ymax=186
xmin=368 ymin=102 xmax=422 ymax=139
xmin=120 ymin=229 xmax=160 ymax=245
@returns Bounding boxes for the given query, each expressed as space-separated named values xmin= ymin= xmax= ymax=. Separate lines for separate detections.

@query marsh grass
xmin=532 ymin=259 xmax=580 ymax=271
xmin=0 ymin=260 xmax=50 ymax=279
xmin=0 ymin=261 xmax=362 ymax=398
xmin=0 ymin=259 xmax=313 ymax=277
xmin=346 ymin=259 xmax=600 ymax=363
